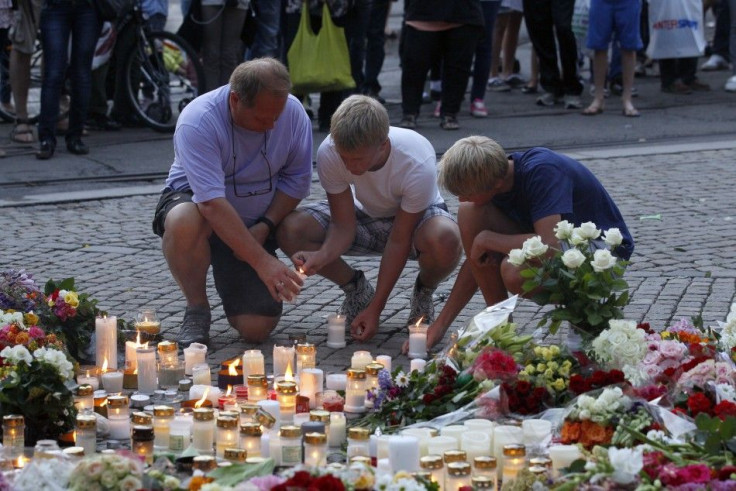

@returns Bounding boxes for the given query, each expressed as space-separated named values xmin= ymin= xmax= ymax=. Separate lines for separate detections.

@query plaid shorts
xmin=299 ymin=200 xmax=454 ymax=260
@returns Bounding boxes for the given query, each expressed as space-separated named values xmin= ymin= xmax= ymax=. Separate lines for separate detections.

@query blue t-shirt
xmin=493 ymin=147 xmax=634 ymax=259
xmin=165 ymin=86 xmax=313 ymax=226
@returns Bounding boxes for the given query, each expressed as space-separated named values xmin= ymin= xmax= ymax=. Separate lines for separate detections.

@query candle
xmin=408 ymin=320 xmax=428 ymax=359
xmin=410 ymin=358 xmax=427 ymax=373
xmin=242 ymin=349 xmax=265 ymax=381
xmin=95 ymin=316 xmax=118 ymax=370
xmin=125 ymin=332 xmax=145 ymax=371
xmin=77 ymin=368 xmax=100 ymax=391
xmin=184 ymin=343 xmax=208 ymax=375
xmin=502 ymin=444 xmax=526 ymax=482
xmin=247 ymin=375 xmax=268 ymax=403
xmin=375 ymin=355 xmax=392 ymax=372
xmin=493 ymin=425 xmax=523 ymax=470
xmin=273 ymin=345 xmax=295 ymax=379
xmin=326 ymin=313 xmax=346 ymax=348
xmin=135 ymin=308 xmax=161 ymax=335
xmin=107 ymin=395 xmax=129 ymax=420
xmin=548 ymin=445 xmax=581 ymax=478
xmin=257 ymin=399 xmax=281 ymax=427
xmin=216 ymin=416 xmax=239 ymax=459
xmin=344 ymin=369 xmax=366 ymax=413
xmin=136 ymin=346 xmax=157 ymax=394
xmin=304 ymin=432 xmax=328 ymax=467
xmin=462 ymin=432 xmax=491 ymax=460
xmin=389 ymin=435 xmax=420 ymax=473
xmin=299 ymin=368 xmax=323 ymax=409
xmin=153 ymin=406 xmax=175 ymax=449
xmin=326 ymin=373 xmax=347 ymax=391
xmin=2 ymin=415 xmax=25 ymax=458
xmin=240 ymin=422 xmax=262 ymax=457
xmin=427 ymin=435 xmax=458 ymax=456
xmin=276 ymin=380 xmax=297 ymax=423
xmin=295 ymin=343 xmax=316 ymax=377
xmin=192 ymin=408 xmax=216 ymax=455
xmin=74 ymin=385 xmax=95 ymax=413
xmin=351 ymin=350 xmax=372 ymax=370
xmin=108 ymin=417 xmax=131 ymax=440
xmin=218 ymin=359 xmax=243 ymax=389
xmin=465 ymin=419 xmax=495 ymax=451
xmin=328 ymin=412 xmax=346 ymax=447
xmin=522 ymin=419 xmax=552 ymax=448
xmin=192 ymin=363 xmax=212 ymax=386
xmin=75 ymin=414 xmax=97 ymax=455
xmin=101 ymin=369 xmax=124 ymax=394
xmin=441 ymin=425 xmax=467 ymax=446
xmin=347 ymin=427 xmax=371 ymax=458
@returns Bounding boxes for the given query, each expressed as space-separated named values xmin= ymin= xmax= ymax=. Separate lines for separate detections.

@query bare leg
xmin=229 ymin=314 xmax=279 ymax=343
xmin=490 ymin=14 xmax=508 ymax=78
xmin=583 ymin=50 xmax=607 ymax=114
xmin=9 ymin=50 xmax=35 ymax=142
xmin=161 ymin=202 xmax=212 ymax=309
xmin=413 ymin=216 xmax=462 ymax=288
xmin=621 ymin=49 xmax=639 ymax=115
xmin=500 ymin=11 xmax=523 ymax=79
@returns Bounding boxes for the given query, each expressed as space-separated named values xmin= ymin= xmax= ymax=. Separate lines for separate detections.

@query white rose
xmin=1 ymin=345 xmax=33 ymax=366
xmin=608 ymin=319 xmax=637 ymax=331
xmin=576 ymin=222 xmax=601 ymax=240
xmin=603 ymin=228 xmax=623 ymax=247
xmin=554 ymin=220 xmax=574 ymax=240
xmin=521 ymin=236 xmax=549 ymax=259
xmin=591 ymin=249 xmax=617 ymax=272
xmin=608 ymin=447 xmax=643 ymax=484
xmin=508 ymin=248 xmax=526 ymax=267
xmin=569 ymin=229 xmax=587 ymax=246
xmin=561 ymin=249 xmax=586 ymax=269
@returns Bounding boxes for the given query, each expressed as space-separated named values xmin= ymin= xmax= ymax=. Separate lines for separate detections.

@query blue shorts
xmin=586 ymin=0 xmax=643 ymax=51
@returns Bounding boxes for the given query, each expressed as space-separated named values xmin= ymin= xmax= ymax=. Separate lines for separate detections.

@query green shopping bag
xmin=287 ymin=2 xmax=356 ymax=94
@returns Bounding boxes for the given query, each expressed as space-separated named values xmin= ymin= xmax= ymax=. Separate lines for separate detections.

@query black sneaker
xmin=178 ymin=306 xmax=211 ymax=346
xmin=340 ymin=270 xmax=375 ymax=327
xmin=408 ymin=277 xmax=436 ymax=325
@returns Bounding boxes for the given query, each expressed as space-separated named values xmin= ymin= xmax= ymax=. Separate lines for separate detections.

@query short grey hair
xmin=438 ymin=136 xmax=508 ymax=197
xmin=330 ymin=95 xmax=389 ymax=150
xmin=229 ymin=58 xmax=291 ymax=107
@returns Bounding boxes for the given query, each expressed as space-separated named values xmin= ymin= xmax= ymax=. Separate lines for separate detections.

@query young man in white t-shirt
xmin=277 ymin=95 xmax=462 ymax=342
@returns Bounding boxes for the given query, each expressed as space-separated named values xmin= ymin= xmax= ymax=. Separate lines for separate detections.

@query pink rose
xmin=659 ymin=341 xmax=686 ymax=359
xmin=642 ymin=351 xmax=661 ymax=366
xmin=645 ymin=364 xmax=662 ymax=379
xmin=676 ymin=464 xmax=712 ymax=484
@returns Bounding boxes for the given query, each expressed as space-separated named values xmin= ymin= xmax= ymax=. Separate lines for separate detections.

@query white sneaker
xmin=701 ymin=54 xmax=729 ymax=71
xmin=564 ymin=95 xmax=583 ymax=109
xmin=470 ymin=99 xmax=488 ymax=118
xmin=725 ymin=75 xmax=736 ymax=92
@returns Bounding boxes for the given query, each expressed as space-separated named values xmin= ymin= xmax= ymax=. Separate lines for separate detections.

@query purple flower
xmin=378 ymin=369 xmax=393 ymax=391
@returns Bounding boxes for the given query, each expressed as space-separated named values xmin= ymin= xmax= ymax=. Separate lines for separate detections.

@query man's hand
xmin=248 ymin=221 xmax=271 ymax=246
xmin=256 ymin=255 xmax=304 ymax=302
xmin=470 ymin=231 xmax=503 ymax=267
xmin=351 ymin=306 xmax=380 ymax=342
xmin=291 ymin=251 xmax=323 ymax=276
xmin=401 ymin=321 xmax=446 ymax=354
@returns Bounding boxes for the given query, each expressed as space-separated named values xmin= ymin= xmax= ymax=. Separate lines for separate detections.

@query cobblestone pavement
xmin=2 ymin=142 xmax=736 ymax=375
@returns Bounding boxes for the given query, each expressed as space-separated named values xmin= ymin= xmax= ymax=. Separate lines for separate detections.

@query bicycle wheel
xmin=124 ymin=30 xmax=205 ymax=132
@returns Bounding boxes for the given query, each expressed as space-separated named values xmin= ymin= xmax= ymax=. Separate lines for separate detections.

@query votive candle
xmin=300 ymin=368 xmax=323 ymax=409
xmin=183 ymin=343 xmax=207 ymax=375
xmin=242 ymin=350 xmax=265 ymax=381
xmin=95 ymin=316 xmax=118 ymax=370
xmin=136 ymin=346 xmax=157 ymax=394
xmin=326 ymin=313 xmax=346 ymax=348
xmin=351 ymin=350 xmax=372 ymax=370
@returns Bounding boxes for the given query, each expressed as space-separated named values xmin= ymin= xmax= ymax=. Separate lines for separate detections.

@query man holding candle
xmin=404 ymin=136 xmax=633 ymax=351
xmin=278 ymin=95 xmax=462 ymax=341
xmin=153 ymin=58 xmax=312 ymax=345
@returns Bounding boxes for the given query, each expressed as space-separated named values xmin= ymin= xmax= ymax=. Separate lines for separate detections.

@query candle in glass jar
xmin=304 ymin=432 xmax=328 ymax=467
xmin=548 ymin=445 xmax=581 ymax=477
xmin=75 ymin=414 xmax=97 ymax=456
xmin=95 ymin=316 xmax=118 ymax=370
xmin=239 ymin=422 xmax=262 ymax=457
xmin=136 ymin=346 xmax=157 ymax=394
xmin=153 ymin=405 xmax=175 ymax=449
xmin=192 ymin=363 xmax=212 ymax=386
xmin=325 ymin=373 xmax=347 ymax=391
xmin=74 ymin=385 xmax=95 ymax=413
xmin=2 ymin=415 xmax=25 ymax=458
xmin=76 ymin=367 xmax=100 ymax=391
xmin=462 ymin=432 xmax=491 ymax=460
xmin=241 ymin=350 xmax=265 ymax=381
xmin=326 ymin=313 xmax=346 ymax=348
xmin=216 ymin=416 xmax=239 ymax=459
xmin=183 ymin=343 xmax=207 ymax=376
xmin=101 ymin=369 xmax=124 ymax=394
xmin=273 ymin=345 xmax=295 ymax=379
xmin=502 ymin=444 xmax=526 ymax=482
xmin=328 ymin=412 xmax=346 ymax=447
xmin=493 ymin=425 xmax=523 ymax=468
xmin=410 ymin=358 xmax=427 ymax=373
xmin=106 ymin=395 xmax=130 ymax=420
xmin=192 ymin=408 xmax=215 ymax=455
xmin=108 ymin=416 xmax=131 ymax=440
xmin=344 ymin=369 xmax=366 ymax=413
xmin=407 ymin=321 xmax=428 ymax=359
xmin=295 ymin=343 xmax=316 ymax=377
xmin=276 ymin=380 xmax=297 ymax=423
xmin=351 ymin=350 xmax=372 ymax=370
xmin=247 ymin=375 xmax=268 ymax=403
xmin=135 ymin=308 xmax=161 ymax=335
xmin=389 ymin=435 xmax=420 ymax=473
xmin=375 ymin=355 xmax=392 ymax=372
xmin=299 ymin=368 xmax=323 ymax=409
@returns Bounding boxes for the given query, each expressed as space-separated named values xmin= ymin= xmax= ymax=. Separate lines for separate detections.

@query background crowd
xmin=0 ymin=0 xmax=735 ymax=159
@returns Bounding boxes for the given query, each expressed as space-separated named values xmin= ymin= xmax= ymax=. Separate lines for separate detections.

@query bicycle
xmin=118 ymin=0 xmax=205 ymax=132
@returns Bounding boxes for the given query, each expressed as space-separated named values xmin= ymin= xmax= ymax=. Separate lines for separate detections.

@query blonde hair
xmin=438 ymin=136 xmax=508 ymax=197
xmin=330 ymin=95 xmax=389 ymax=150
xmin=229 ymin=58 xmax=291 ymax=107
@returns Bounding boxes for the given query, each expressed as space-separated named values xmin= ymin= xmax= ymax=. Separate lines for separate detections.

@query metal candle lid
xmin=239 ymin=422 xmax=262 ymax=436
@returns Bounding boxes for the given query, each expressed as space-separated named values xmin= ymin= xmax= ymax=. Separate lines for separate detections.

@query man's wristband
xmin=255 ymin=216 xmax=276 ymax=236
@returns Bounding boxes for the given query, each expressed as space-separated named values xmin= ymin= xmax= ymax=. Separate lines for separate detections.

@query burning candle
xmin=239 ymin=422 xmax=262 ymax=456
xmin=493 ymin=425 xmax=523 ymax=469
xmin=135 ymin=308 xmax=161 ymax=335
xmin=101 ymin=366 xmax=124 ymax=394
xmin=276 ymin=380 xmax=297 ymax=423
xmin=95 ymin=315 xmax=118 ymax=370
xmin=375 ymin=355 xmax=392 ymax=372
xmin=216 ymin=416 xmax=239 ymax=459
xmin=125 ymin=332 xmax=145 ymax=371
xmin=548 ymin=445 xmax=581 ymax=478
xmin=77 ymin=366 xmax=100 ymax=391
xmin=136 ymin=346 xmax=157 ymax=394
xmin=183 ymin=343 xmax=207 ymax=375
xmin=107 ymin=395 xmax=129 ymax=421
xmin=304 ymin=432 xmax=328 ymax=467
xmin=219 ymin=385 xmax=237 ymax=410
xmin=326 ymin=313 xmax=346 ymax=348
xmin=192 ymin=408 xmax=215 ymax=455
xmin=218 ymin=359 xmax=243 ymax=389
xmin=408 ymin=318 xmax=428 ymax=359
xmin=242 ymin=349 xmax=265 ymax=381
xmin=295 ymin=343 xmax=316 ymax=377
xmin=299 ymin=368 xmax=323 ymax=409
xmin=351 ymin=350 xmax=372 ymax=370
xmin=344 ymin=369 xmax=366 ymax=413
xmin=247 ymin=375 xmax=268 ymax=403
xmin=273 ymin=345 xmax=295 ymax=379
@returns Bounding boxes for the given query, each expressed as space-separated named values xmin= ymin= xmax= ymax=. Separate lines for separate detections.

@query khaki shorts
xmin=9 ymin=0 xmax=42 ymax=54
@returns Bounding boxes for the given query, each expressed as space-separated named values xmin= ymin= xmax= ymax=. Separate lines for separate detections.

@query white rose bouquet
xmin=509 ymin=220 xmax=630 ymax=341
xmin=591 ymin=319 xmax=648 ymax=370
xmin=68 ymin=453 xmax=145 ymax=491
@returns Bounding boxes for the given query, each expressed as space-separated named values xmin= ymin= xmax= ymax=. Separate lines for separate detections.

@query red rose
xmin=714 ymin=400 xmax=736 ymax=420
xmin=423 ymin=393 xmax=436 ymax=404
xmin=590 ymin=371 xmax=608 ymax=387
xmin=686 ymin=392 xmax=713 ymax=416
xmin=569 ymin=375 xmax=590 ymax=394
xmin=434 ymin=385 xmax=452 ymax=397
xmin=515 ymin=380 xmax=531 ymax=394
xmin=718 ymin=465 xmax=736 ymax=481
xmin=288 ymin=471 xmax=314 ymax=489
xmin=607 ymin=369 xmax=625 ymax=384
xmin=637 ymin=322 xmax=653 ymax=333
xmin=308 ymin=474 xmax=345 ymax=491
xmin=663 ymin=367 xmax=677 ymax=378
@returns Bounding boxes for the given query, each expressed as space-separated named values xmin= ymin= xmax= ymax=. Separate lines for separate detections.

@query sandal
xmin=10 ymin=120 xmax=36 ymax=144
xmin=440 ymin=115 xmax=459 ymax=130
xmin=581 ymin=104 xmax=604 ymax=116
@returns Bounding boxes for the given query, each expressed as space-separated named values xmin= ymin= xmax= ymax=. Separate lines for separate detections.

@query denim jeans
xmin=249 ymin=0 xmax=281 ymax=59
xmin=362 ymin=0 xmax=390 ymax=94
xmin=38 ymin=0 xmax=101 ymax=143
xmin=470 ymin=0 xmax=501 ymax=101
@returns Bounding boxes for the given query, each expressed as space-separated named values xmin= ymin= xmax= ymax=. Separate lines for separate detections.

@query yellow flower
xmin=547 ymin=361 xmax=559 ymax=371
xmin=394 ymin=471 xmax=412 ymax=482
xmin=525 ymin=364 xmax=536 ymax=375
xmin=536 ymin=363 xmax=547 ymax=372
xmin=551 ymin=378 xmax=566 ymax=392
xmin=534 ymin=346 xmax=543 ymax=356
xmin=24 ymin=312 xmax=40 ymax=326
xmin=47 ymin=298 xmax=55 ymax=307
xmin=542 ymin=347 xmax=553 ymax=361
xmin=661 ymin=331 xmax=671 ymax=340
xmin=562 ymin=360 xmax=572 ymax=368
xmin=544 ymin=369 xmax=554 ymax=379
xmin=63 ymin=291 xmax=79 ymax=308
xmin=517 ymin=372 xmax=530 ymax=382
xmin=559 ymin=365 xmax=571 ymax=377
xmin=549 ymin=345 xmax=561 ymax=356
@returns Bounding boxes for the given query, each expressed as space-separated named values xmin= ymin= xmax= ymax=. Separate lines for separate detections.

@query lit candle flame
xmin=136 ymin=331 xmax=142 ymax=345
xmin=228 ymin=358 xmax=240 ymax=376
xmin=195 ymin=387 xmax=210 ymax=408
xmin=226 ymin=385 xmax=233 ymax=397
xmin=86 ymin=369 xmax=91 ymax=377
xmin=15 ymin=456 xmax=28 ymax=468
xmin=297 ymin=267 xmax=305 ymax=275
xmin=285 ymin=360 xmax=294 ymax=381
xmin=133 ymin=368 xmax=138 ymax=375
xmin=414 ymin=316 xmax=424 ymax=328
xmin=101 ymin=399 xmax=108 ymax=407
xmin=101 ymin=357 xmax=108 ymax=372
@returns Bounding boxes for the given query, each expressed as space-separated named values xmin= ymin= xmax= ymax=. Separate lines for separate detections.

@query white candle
xmin=375 ymin=355 xmax=392 ymax=372
xmin=242 ymin=350 xmax=265 ymax=381
xmin=407 ymin=322 xmax=428 ymax=359
xmin=95 ymin=316 xmax=118 ymax=370
xmin=426 ymin=435 xmax=458 ymax=456
xmin=441 ymin=425 xmax=467 ymax=446
xmin=328 ymin=412 xmax=346 ymax=447
xmin=191 ymin=363 xmax=211 ymax=386
xmin=351 ymin=350 xmax=372 ymax=370
xmin=326 ymin=314 xmax=346 ymax=348
xmin=136 ymin=346 xmax=157 ymax=394
xmin=410 ymin=358 xmax=427 ymax=373
xmin=273 ymin=345 xmax=295 ymax=378
xmin=183 ymin=343 xmax=207 ymax=376
xmin=107 ymin=417 xmax=131 ymax=440
xmin=493 ymin=425 xmax=523 ymax=468
xmin=300 ymin=368 xmax=324 ymax=409
xmin=101 ymin=370 xmax=124 ymax=394
xmin=461 ymin=431 xmax=491 ymax=460
xmin=325 ymin=373 xmax=347 ymax=391
xmin=549 ymin=445 xmax=582 ymax=477
xmin=464 ymin=418 xmax=495 ymax=451
xmin=401 ymin=428 xmax=434 ymax=456
xmin=257 ymin=400 xmax=281 ymax=427
xmin=125 ymin=340 xmax=139 ymax=371
xmin=77 ymin=372 xmax=100 ymax=391
xmin=389 ymin=435 xmax=420 ymax=473
xmin=522 ymin=419 xmax=552 ymax=447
